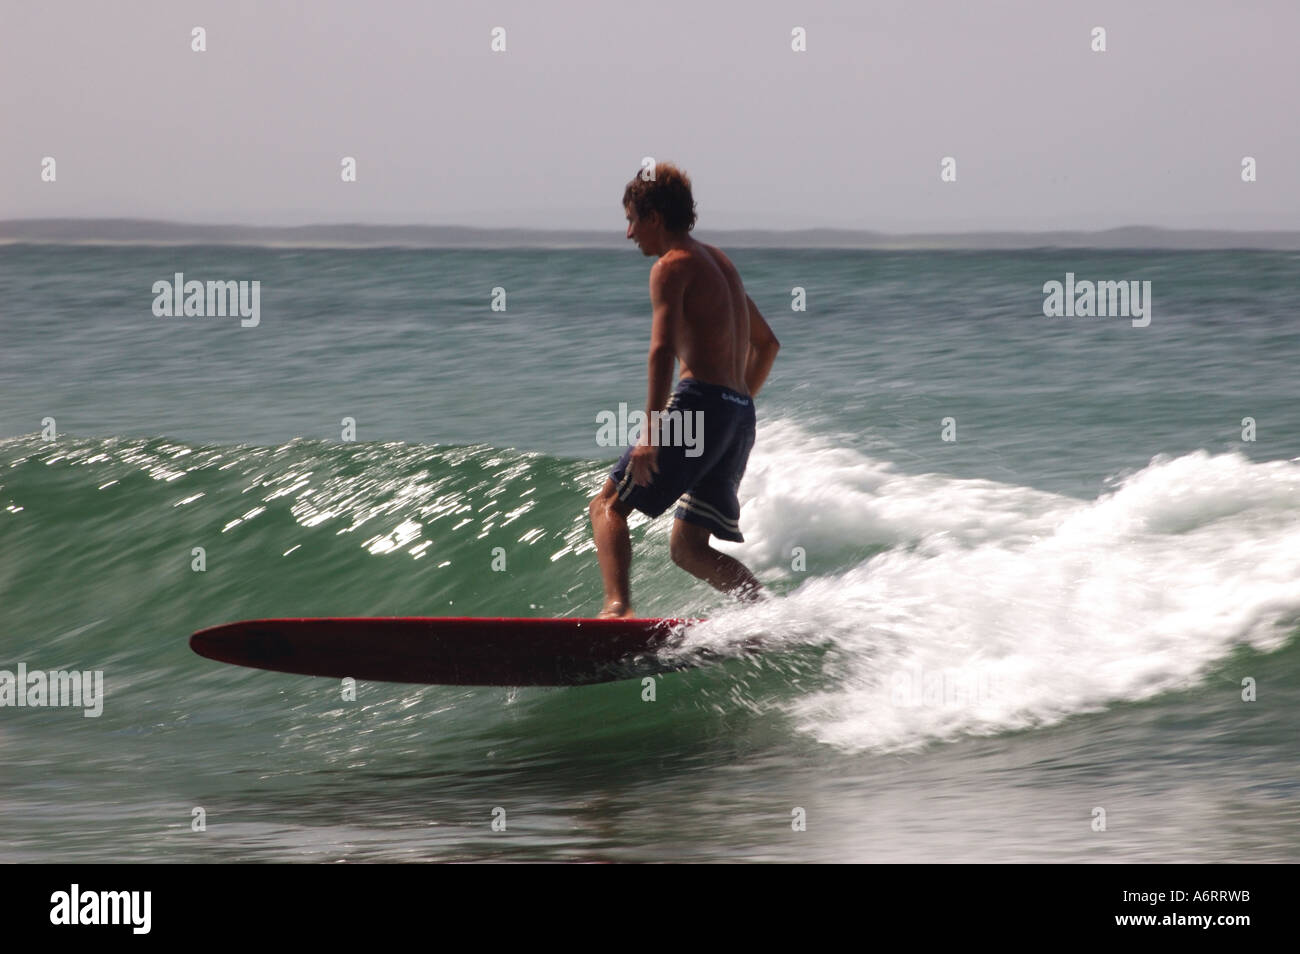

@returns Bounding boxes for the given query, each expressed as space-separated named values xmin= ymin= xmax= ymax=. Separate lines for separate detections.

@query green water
xmin=2 ymin=246 xmax=1298 ymax=861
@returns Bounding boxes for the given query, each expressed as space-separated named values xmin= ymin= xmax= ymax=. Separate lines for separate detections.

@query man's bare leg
xmin=669 ymin=518 xmax=764 ymax=601
xmin=589 ymin=479 xmax=636 ymax=618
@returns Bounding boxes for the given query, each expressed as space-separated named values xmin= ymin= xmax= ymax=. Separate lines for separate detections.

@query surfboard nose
xmin=191 ymin=622 xmax=294 ymax=667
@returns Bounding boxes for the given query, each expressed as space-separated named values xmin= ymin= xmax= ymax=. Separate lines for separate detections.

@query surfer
xmin=590 ymin=162 xmax=780 ymax=618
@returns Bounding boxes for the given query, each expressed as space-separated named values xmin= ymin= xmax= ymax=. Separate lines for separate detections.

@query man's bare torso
xmin=657 ymin=239 xmax=751 ymax=395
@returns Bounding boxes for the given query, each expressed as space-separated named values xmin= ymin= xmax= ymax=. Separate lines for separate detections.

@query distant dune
xmin=3 ymin=218 xmax=1299 ymax=250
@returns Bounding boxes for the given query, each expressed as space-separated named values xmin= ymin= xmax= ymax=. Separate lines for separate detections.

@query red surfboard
xmin=189 ymin=616 xmax=701 ymax=686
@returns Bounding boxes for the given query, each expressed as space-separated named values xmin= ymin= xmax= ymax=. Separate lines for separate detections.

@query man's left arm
xmin=629 ymin=261 xmax=681 ymax=484
xmin=642 ymin=260 xmax=680 ymax=429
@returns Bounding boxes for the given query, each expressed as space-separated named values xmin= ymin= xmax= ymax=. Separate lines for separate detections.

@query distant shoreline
xmin=3 ymin=218 xmax=1299 ymax=250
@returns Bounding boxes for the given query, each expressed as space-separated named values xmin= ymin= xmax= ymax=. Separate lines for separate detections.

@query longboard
xmin=189 ymin=616 xmax=701 ymax=686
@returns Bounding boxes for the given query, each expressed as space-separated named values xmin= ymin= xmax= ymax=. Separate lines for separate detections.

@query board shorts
xmin=609 ymin=377 xmax=756 ymax=543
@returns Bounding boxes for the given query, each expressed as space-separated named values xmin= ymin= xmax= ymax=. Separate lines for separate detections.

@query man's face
xmin=625 ymin=205 xmax=658 ymax=257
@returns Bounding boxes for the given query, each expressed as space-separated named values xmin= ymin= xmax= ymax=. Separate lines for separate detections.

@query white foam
xmin=692 ymin=420 xmax=1300 ymax=752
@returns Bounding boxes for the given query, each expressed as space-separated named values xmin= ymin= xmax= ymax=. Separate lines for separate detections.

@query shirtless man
xmin=589 ymin=163 xmax=780 ymax=618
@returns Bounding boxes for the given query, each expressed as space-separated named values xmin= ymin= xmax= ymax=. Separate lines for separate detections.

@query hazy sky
xmin=2 ymin=0 xmax=1296 ymax=231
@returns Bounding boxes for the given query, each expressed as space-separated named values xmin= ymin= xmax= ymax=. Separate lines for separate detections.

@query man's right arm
xmin=744 ymin=295 xmax=780 ymax=398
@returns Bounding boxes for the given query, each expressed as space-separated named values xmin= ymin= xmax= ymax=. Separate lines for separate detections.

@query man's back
xmin=657 ymin=239 xmax=751 ymax=394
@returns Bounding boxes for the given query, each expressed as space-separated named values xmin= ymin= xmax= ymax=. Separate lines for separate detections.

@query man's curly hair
xmin=622 ymin=162 xmax=697 ymax=233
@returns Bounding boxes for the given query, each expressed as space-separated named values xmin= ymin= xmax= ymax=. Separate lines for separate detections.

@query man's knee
xmin=591 ymin=480 xmax=630 ymax=522
xmin=670 ymin=521 xmax=710 ymax=568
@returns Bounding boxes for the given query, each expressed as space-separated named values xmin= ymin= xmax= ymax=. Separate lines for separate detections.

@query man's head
xmin=623 ymin=162 xmax=697 ymax=257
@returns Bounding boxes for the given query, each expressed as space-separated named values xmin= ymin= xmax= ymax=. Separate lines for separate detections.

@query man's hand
xmin=629 ymin=441 xmax=660 ymax=487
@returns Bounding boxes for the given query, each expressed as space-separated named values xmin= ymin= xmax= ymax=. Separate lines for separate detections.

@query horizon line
xmin=3 ymin=217 xmax=1299 ymax=250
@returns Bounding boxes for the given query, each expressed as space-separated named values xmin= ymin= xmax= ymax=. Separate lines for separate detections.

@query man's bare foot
xmin=596 ymin=601 xmax=636 ymax=619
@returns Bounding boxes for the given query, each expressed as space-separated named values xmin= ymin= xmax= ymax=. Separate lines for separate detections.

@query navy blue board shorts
xmin=610 ymin=377 xmax=756 ymax=543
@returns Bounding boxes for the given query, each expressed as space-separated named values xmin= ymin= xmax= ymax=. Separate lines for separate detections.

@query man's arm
xmin=641 ymin=260 xmax=681 ymax=442
xmin=625 ymin=261 xmax=681 ymax=486
xmin=744 ymin=294 xmax=780 ymax=398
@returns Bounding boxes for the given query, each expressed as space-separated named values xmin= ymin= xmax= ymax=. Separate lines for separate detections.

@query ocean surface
xmin=1 ymin=244 xmax=1298 ymax=862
